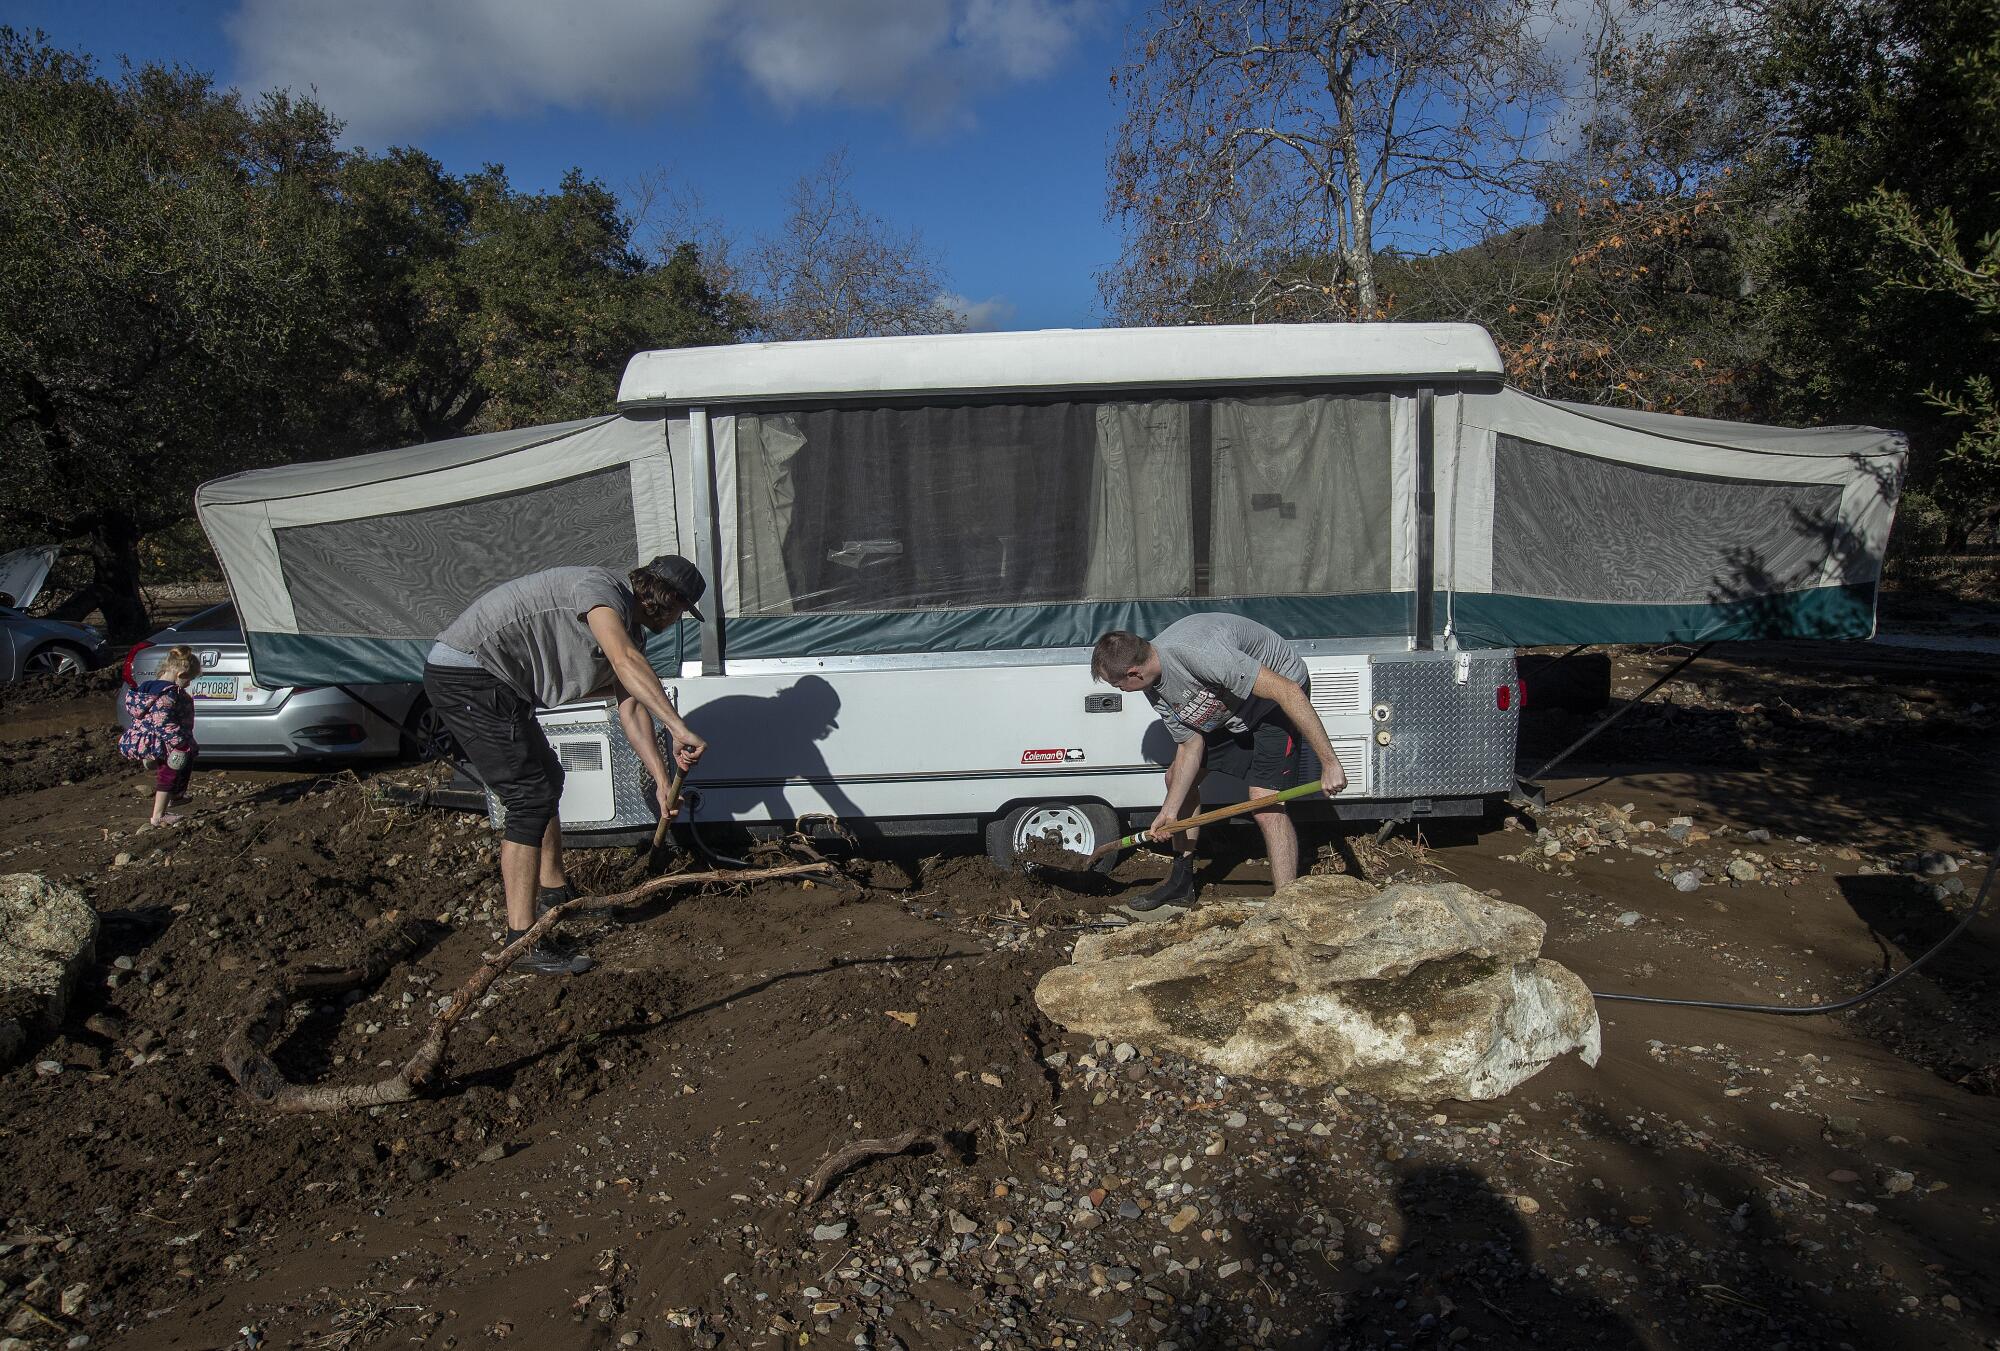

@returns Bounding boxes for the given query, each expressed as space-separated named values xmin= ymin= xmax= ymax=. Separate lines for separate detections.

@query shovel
xmin=1029 ymin=778 xmax=1333 ymax=873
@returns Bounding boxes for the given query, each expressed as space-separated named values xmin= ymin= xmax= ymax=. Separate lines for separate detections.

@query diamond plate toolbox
xmin=486 ymin=710 xmax=673 ymax=832
xmin=1368 ymin=650 xmax=1519 ymax=798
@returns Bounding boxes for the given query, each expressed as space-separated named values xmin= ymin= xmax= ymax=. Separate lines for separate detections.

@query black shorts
xmin=1201 ymin=705 xmax=1308 ymax=791
xmin=422 ymin=664 xmax=562 ymax=846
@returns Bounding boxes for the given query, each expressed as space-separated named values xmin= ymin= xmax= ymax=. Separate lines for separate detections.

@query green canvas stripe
xmin=1446 ymin=584 xmax=1877 ymax=647
xmin=251 ymin=633 xmax=434 ymax=687
xmin=249 ymin=622 xmax=702 ymax=690
xmin=719 ymin=595 xmax=1413 ymax=659
xmin=248 ymin=586 xmax=1872 ymax=686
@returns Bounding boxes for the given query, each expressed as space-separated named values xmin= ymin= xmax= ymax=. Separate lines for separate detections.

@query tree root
xmin=220 ymin=862 xmax=834 ymax=1113
xmin=801 ymin=1128 xmax=949 ymax=1206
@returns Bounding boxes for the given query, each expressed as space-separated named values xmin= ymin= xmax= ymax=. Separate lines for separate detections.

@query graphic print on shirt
xmin=1150 ymin=686 xmax=1247 ymax=739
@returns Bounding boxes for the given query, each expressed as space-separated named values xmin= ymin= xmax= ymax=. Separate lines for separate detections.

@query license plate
xmin=190 ymin=675 xmax=239 ymax=700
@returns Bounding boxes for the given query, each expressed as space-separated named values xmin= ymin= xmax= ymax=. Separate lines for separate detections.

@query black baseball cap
xmin=642 ymin=554 xmax=706 ymax=622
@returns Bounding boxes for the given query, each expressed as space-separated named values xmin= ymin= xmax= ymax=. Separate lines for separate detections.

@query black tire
xmin=23 ymin=644 xmax=87 ymax=679
xmin=986 ymin=800 xmax=1123 ymax=873
xmin=404 ymin=695 xmax=458 ymax=762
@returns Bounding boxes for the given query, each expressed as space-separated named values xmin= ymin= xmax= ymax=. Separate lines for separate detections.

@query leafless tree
xmin=627 ymin=168 xmax=748 ymax=294
xmin=1102 ymin=0 xmax=1566 ymax=325
xmin=747 ymin=151 xmax=965 ymax=341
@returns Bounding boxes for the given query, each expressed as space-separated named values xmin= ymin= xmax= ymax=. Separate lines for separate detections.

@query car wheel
xmin=405 ymin=697 xmax=458 ymax=762
xmin=986 ymin=800 xmax=1123 ymax=874
xmin=23 ymin=644 xmax=87 ymax=679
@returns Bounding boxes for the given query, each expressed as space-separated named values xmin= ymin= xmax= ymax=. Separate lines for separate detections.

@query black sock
xmin=506 ymin=926 xmax=531 ymax=946
xmin=538 ymin=883 xmax=574 ymax=905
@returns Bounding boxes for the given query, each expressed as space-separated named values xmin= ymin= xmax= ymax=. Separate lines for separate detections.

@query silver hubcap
xmin=1013 ymin=803 xmax=1097 ymax=855
xmin=25 ymin=648 xmax=80 ymax=677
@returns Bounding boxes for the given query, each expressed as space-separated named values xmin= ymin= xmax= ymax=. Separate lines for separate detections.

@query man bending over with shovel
xmin=424 ymin=556 xmax=710 ymax=975
xmin=1092 ymin=615 xmax=1344 ymax=911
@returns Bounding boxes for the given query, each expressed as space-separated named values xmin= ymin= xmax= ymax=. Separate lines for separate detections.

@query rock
xmin=1167 ymin=1205 xmax=1199 ymax=1233
xmin=1113 ymin=1042 xmax=1137 ymax=1063
xmin=1881 ymin=1170 xmax=1915 ymax=1195
xmin=0 ymin=874 xmax=99 ymax=1065
xmin=1671 ymin=870 xmax=1702 ymax=893
xmin=948 ymin=1210 xmax=977 ymax=1236
xmin=1615 ymin=911 xmax=1641 ymax=927
xmin=812 ymin=1222 xmax=851 ymax=1242
xmin=58 ymin=1283 xmax=86 ymax=1317
xmin=1826 ymin=1169 xmax=1861 ymax=1184
xmin=477 ymin=1143 xmax=508 ymax=1164
xmin=1743 ymin=828 xmax=1772 ymax=843
xmin=1918 ymin=851 xmax=1958 ymax=875
xmin=1726 ymin=859 xmax=1759 ymax=883
xmin=1033 ymin=876 xmax=1601 ymax=1101
xmin=1512 ymin=1195 xmax=1540 ymax=1215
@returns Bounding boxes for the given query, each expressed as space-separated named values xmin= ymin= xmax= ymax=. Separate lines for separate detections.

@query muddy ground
xmin=0 ymin=638 xmax=1994 ymax=1351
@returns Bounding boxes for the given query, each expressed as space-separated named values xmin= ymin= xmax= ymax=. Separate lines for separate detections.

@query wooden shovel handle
xmin=651 ymin=757 xmax=686 ymax=848
xmin=1088 ymin=778 xmax=1328 ymax=861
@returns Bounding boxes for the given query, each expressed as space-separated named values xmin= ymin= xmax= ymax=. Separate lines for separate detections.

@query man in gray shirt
xmin=1092 ymin=615 xmax=1344 ymax=909
xmin=425 ymin=556 xmax=709 ymax=975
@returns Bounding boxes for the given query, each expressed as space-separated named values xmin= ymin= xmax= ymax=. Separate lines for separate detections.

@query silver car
xmin=1 ymin=604 xmax=109 ymax=680
xmin=0 ymin=544 xmax=110 ymax=681
xmin=117 ymin=602 xmax=453 ymax=762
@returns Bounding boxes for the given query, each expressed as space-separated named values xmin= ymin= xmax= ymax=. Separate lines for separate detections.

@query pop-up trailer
xmin=195 ymin=324 xmax=1903 ymax=863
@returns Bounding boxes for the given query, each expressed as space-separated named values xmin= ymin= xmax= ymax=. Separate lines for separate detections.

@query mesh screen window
xmin=275 ymin=464 xmax=639 ymax=638
xmin=1490 ymin=436 xmax=1846 ymax=605
xmin=733 ymin=393 xmax=1394 ymax=616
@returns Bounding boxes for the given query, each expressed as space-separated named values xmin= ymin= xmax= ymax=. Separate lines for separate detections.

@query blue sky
xmin=14 ymin=0 xmax=1132 ymax=330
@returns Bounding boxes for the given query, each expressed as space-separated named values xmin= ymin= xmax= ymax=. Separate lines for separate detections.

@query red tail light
xmin=120 ymin=640 xmax=154 ymax=686
xmin=1497 ymin=681 xmax=1524 ymax=711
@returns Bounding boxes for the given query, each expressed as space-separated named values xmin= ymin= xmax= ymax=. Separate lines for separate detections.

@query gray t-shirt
xmin=1147 ymin=613 xmax=1307 ymax=743
xmin=434 ymin=566 xmax=639 ymax=707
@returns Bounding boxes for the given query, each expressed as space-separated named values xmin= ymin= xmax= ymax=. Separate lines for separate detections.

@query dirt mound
xmin=0 ymin=642 xmax=1995 ymax=1350
xmin=0 ymin=726 xmax=127 ymax=796
xmin=0 ymin=663 xmax=120 ymax=714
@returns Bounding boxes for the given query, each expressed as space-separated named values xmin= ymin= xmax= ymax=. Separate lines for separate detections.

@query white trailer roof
xmin=616 ymin=323 xmax=1504 ymax=407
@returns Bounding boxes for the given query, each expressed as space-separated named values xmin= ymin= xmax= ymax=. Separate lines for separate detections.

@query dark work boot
xmin=535 ymin=883 xmax=576 ymax=919
xmin=1128 ymin=855 xmax=1197 ymax=913
xmin=505 ymin=928 xmax=594 ymax=976
xmin=533 ymin=884 xmax=588 ymax=953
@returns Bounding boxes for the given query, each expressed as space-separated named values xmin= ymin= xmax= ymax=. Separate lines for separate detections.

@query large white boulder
xmin=1035 ymin=875 xmax=1599 ymax=1101
xmin=0 ymin=873 xmax=98 ymax=1063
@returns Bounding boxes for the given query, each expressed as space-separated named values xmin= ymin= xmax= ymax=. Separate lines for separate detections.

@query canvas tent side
xmin=195 ymin=412 xmax=695 ymax=689
xmin=1437 ymin=388 xmax=1904 ymax=646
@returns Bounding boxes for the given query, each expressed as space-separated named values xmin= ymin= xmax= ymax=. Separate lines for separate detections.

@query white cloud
xmin=938 ymin=292 xmax=1019 ymax=331
xmin=226 ymin=0 xmax=1103 ymax=146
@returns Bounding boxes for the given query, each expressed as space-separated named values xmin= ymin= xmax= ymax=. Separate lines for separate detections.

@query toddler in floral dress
xmin=118 ymin=645 xmax=201 ymax=827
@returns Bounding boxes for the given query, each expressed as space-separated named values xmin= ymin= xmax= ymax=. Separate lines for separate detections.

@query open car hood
xmin=0 ymin=546 xmax=56 ymax=609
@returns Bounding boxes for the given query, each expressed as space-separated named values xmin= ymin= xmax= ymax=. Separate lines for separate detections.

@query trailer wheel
xmin=986 ymin=801 xmax=1122 ymax=873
